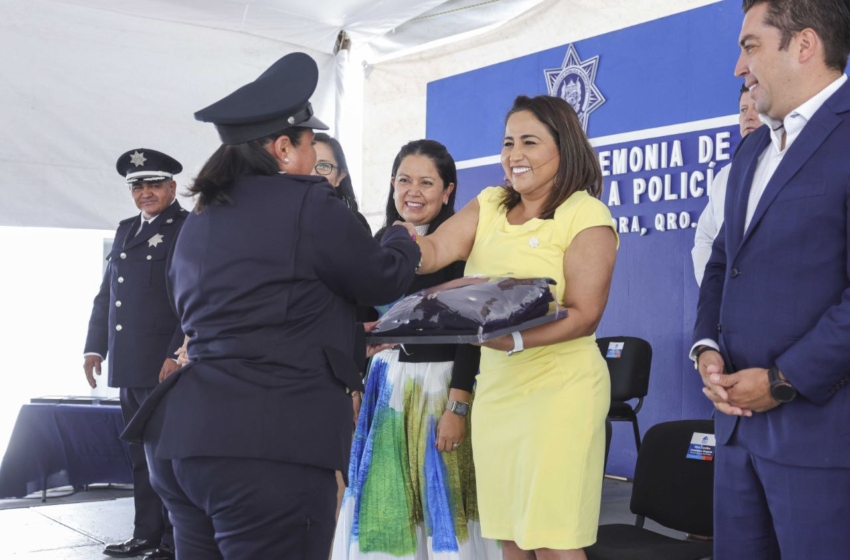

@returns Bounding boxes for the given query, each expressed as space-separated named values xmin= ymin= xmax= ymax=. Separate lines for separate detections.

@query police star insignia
xmin=544 ymin=43 xmax=606 ymax=133
xmin=129 ymin=151 xmax=147 ymax=167
xmin=148 ymin=233 xmax=164 ymax=247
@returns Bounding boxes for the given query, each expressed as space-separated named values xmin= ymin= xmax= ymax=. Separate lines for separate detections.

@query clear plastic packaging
xmin=365 ymin=276 xmax=568 ymax=344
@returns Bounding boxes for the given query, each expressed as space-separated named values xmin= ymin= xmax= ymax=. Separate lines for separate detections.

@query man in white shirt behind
xmin=691 ymin=84 xmax=763 ymax=285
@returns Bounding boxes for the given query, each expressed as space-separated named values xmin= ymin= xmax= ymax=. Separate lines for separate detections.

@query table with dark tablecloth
xmin=0 ymin=404 xmax=132 ymax=498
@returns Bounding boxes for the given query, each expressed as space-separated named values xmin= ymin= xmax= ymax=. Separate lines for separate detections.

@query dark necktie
xmin=137 ymin=220 xmax=149 ymax=238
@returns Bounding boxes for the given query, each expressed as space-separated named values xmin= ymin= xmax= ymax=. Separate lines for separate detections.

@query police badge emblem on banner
xmin=544 ymin=43 xmax=606 ymax=133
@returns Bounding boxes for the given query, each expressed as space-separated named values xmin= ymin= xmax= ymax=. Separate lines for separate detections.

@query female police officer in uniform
xmin=123 ymin=52 xmax=420 ymax=559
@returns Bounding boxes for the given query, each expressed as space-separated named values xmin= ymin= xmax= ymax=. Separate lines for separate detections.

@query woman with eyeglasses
xmin=331 ymin=139 xmax=500 ymax=560
xmin=313 ymin=133 xmax=371 ymax=233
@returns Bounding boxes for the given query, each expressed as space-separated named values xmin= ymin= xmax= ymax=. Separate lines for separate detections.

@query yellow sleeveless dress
xmin=465 ymin=187 xmax=616 ymax=550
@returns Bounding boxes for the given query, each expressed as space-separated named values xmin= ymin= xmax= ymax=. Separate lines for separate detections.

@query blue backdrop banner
xmin=425 ymin=0 xmax=751 ymax=478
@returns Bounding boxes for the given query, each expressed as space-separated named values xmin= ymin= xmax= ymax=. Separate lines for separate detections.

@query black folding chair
xmin=587 ymin=419 xmax=715 ymax=560
xmin=596 ymin=336 xmax=652 ymax=456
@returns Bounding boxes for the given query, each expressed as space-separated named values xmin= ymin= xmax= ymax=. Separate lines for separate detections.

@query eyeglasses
xmin=314 ymin=162 xmax=338 ymax=176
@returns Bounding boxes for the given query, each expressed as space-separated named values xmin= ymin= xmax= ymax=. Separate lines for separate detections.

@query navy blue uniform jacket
xmin=84 ymin=201 xmax=187 ymax=388
xmin=694 ymin=80 xmax=850 ymax=468
xmin=123 ymin=175 xmax=419 ymax=479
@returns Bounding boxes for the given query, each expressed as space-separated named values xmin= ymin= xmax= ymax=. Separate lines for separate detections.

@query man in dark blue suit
xmin=84 ymin=149 xmax=187 ymax=559
xmin=692 ymin=1 xmax=850 ymax=558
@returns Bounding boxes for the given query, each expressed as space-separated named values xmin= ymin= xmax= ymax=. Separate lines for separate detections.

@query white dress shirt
xmin=692 ymin=163 xmax=730 ymax=285
xmin=745 ymin=74 xmax=848 ymax=230
xmin=691 ymin=73 xmax=849 ymax=359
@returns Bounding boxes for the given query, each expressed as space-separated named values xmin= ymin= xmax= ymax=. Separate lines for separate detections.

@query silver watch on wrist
xmin=446 ymin=400 xmax=470 ymax=417
xmin=507 ymin=331 xmax=524 ymax=356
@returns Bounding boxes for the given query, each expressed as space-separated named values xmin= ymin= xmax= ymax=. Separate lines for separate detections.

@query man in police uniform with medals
xmin=83 ymin=149 xmax=187 ymax=560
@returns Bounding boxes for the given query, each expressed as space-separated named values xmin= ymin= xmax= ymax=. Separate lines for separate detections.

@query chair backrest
xmin=630 ymin=419 xmax=715 ymax=536
xmin=596 ymin=336 xmax=652 ymax=402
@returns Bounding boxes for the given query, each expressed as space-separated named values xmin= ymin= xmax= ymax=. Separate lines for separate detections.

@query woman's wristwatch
xmin=507 ymin=331 xmax=524 ymax=356
xmin=446 ymin=400 xmax=470 ymax=416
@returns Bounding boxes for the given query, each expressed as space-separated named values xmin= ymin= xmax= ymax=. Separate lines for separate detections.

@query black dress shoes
xmin=145 ymin=544 xmax=176 ymax=560
xmin=102 ymin=538 xmax=158 ymax=558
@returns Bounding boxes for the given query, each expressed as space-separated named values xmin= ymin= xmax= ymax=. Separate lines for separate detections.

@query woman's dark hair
xmin=381 ymin=139 xmax=458 ymax=232
xmin=500 ymin=95 xmax=602 ymax=220
xmin=189 ymin=127 xmax=309 ymax=211
xmin=314 ymin=132 xmax=359 ymax=212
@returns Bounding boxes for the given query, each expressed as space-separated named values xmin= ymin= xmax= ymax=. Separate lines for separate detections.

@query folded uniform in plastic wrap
xmin=365 ymin=276 xmax=568 ymax=344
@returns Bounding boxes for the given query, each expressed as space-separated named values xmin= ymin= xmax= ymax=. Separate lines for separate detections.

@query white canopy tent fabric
xmin=1 ymin=0 xmax=335 ymax=230
xmin=0 ymin=0 xmax=542 ymax=229
xmin=53 ymin=0 xmax=452 ymax=55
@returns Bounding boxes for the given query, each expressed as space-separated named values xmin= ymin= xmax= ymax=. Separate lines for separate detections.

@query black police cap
xmin=194 ymin=52 xmax=329 ymax=145
xmin=116 ymin=149 xmax=182 ymax=185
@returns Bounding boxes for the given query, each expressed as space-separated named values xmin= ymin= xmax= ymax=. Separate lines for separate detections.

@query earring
xmin=283 ymin=157 xmax=290 ymax=164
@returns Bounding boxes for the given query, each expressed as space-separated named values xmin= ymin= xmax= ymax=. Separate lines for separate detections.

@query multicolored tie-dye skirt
xmin=331 ymin=349 xmax=500 ymax=559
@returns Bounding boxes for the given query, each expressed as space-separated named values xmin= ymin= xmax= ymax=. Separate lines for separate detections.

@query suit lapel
xmin=727 ymin=129 xmax=769 ymax=261
xmin=739 ymin=89 xmax=845 ymax=249
xmin=122 ymin=216 xmax=143 ymax=248
xmin=124 ymin=217 xmax=156 ymax=250
xmin=124 ymin=202 xmax=179 ymax=250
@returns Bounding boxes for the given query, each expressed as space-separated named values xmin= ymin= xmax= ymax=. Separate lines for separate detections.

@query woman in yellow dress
xmin=401 ymin=94 xmax=617 ymax=559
